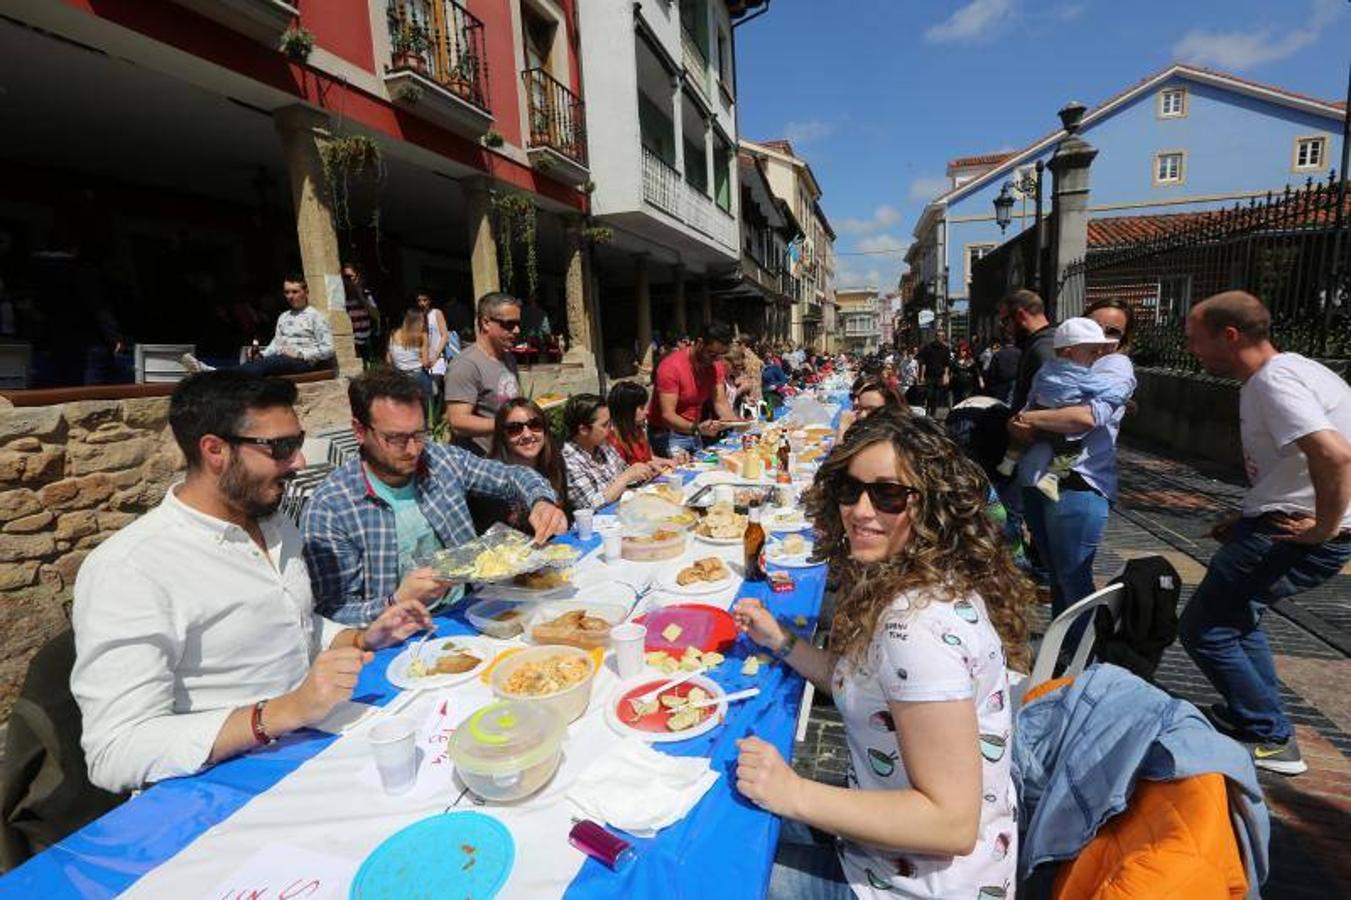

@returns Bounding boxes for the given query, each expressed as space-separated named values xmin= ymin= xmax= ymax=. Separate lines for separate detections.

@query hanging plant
xmin=483 ymin=129 xmax=506 ymax=148
xmin=533 ymin=154 xmax=555 ymax=173
xmin=579 ymin=179 xmax=596 ymax=195
xmin=320 ymin=134 xmax=384 ymax=236
xmin=581 ymin=225 xmax=612 ymax=245
xmin=393 ymin=82 xmax=423 ymax=105
xmin=280 ymin=26 xmax=315 ymax=62
xmin=491 ymin=193 xmax=539 ymax=300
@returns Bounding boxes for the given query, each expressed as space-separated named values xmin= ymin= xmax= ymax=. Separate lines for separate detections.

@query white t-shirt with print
xmin=831 ymin=589 xmax=1017 ymax=899
xmin=1239 ymin=353 xmax=1351 ymax=529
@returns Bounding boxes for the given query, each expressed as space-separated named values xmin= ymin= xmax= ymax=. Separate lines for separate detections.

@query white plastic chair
xmin=134 ymin=344 xmax=195 ymax=383
xmin=1027 ymin=582 xmax=1126 ymax=690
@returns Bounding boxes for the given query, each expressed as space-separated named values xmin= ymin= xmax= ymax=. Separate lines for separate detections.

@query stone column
xmin=635 ymin=254 xmax=653 ymax=374
xmin=704 ymin=120 xmax=715 ymax=197
xmin=562 ymin=218 xmax=596 ymax=369
xmin=699 ymin=276 xmax=712 ymax=327
xmin=273 ymin=105 xmax=359 ymax=375
xmin=465 ymin=177 xmax=500 ymax=302
xmin=1047 ymin=122 xmax=1098 ymax=321
xmin=673 ymin=264 xmax=688 ymax=337
xmin=670 ymin=76 xmax=685 ymax=178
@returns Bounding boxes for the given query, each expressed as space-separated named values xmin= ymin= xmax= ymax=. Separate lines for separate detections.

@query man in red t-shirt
xmin=648 ymin=321 xmax=742 ymax=457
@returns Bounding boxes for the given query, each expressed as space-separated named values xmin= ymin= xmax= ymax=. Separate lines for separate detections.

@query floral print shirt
xmin=831 ymin=589 xmax=1017 ymax=899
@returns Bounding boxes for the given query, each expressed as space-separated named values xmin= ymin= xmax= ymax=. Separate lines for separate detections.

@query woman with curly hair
xmin=733 ymin=410 xmax=1032 ymax=899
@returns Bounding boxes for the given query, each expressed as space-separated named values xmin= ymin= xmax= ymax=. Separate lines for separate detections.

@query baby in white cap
xmin=996 ymin=317 xmax=1129 ymax=499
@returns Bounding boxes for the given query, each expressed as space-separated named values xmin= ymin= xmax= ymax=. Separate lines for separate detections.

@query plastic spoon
xmin=635 ymin=665 xmax=708 ymax=705
xmin=687 ymin=687 xmax=760 ymax=711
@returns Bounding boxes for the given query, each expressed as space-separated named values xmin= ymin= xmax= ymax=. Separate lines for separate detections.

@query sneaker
xmin=1248 ymin=736 xmax=1308 ymax=776
xmin=995 ymin=457 xmax=1018 ymax=478
xmin=1035 ymin=472 xmax=1061 ymax=502
xmin=180 ymin=353 xmax=214 ymax=373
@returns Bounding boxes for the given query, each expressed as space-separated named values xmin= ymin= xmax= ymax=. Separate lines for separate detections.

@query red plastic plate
xmin=634 ymin=604 xmax=739 ymax=653
xmin=613 ymin=680 xmax=716 ymax=734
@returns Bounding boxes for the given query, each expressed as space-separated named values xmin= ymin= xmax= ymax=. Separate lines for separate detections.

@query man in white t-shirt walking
xmin=1181 ymin=291 xmax=1351 ymax=775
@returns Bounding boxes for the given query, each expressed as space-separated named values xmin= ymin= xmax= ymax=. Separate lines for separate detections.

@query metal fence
xmin=1060 ymin=172 xmax=1349 ymax=371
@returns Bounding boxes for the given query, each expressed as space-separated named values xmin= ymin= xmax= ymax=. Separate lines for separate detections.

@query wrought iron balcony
xmin=385 ymin=0 xmax=491 ymax=134
xmin=522 ymin=67 xmax=588 ymax=179
xmin=680 ymin=26 xmax=711 ymax=103
xmin=642 ymin=146 xmax=737 ymax=251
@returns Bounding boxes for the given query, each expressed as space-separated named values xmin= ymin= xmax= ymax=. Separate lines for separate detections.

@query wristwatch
xmin=773 ymin=628 xmax=799 ymax=660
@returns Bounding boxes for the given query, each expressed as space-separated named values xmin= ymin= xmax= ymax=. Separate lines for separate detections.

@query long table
xmin=3 ymin=429 xmax=840 ymax=898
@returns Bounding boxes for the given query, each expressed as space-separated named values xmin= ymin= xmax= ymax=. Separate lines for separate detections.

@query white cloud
xmin=1172 ymin=0 xmax=1344 ymax=71
xmin=1055 ymin=3 xmax=1086 ymax=22
xmin=924 ymin=0 xmax=1014 ymax=44
xmin=907 ymin=175 xmax=950 ymax=202
xmin=837 ymin=205 xmax=902 ymax=235
xmin=857 ymin=233 xmax=910 ymax=255
xmin=783 ymin=119 xmax=835 ymax=145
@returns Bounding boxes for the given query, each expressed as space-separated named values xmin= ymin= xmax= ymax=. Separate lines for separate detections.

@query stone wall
xmin=0 ymin=379 xmax=351 ymax=723
xmin=1120 ymin=367 xmax=1244 ymax=469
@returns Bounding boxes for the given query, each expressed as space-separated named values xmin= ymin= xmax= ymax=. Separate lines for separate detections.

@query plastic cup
xmin=611 ymin=623 xmax=647 ymax=679
xmin=603 ymin=529 xmax=624 ymax=563
xmin=574 ymin=508 xmax=594 ymax=541
xmin=369 ymin=716 xmax=418 ymax=795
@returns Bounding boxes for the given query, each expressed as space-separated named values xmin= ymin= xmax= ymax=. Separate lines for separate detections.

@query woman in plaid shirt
xmin=560 ymin=394 xmax=659 ymax=512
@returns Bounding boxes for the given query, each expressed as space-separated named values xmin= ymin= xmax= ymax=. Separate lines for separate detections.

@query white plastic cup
xmin=611 ymin=623 xmax=647 ymax=679
xmin=369 ymin=716 xmax=418 ymax=795
xmin=574 ymin=508 xmax=594 ymax=541
xmin=603 ymin=529 xmax=624 ymax=562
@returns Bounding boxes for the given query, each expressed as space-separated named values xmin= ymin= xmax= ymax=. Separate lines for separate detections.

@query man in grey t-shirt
xmin=444 ymin=292 xmax=522 ymax=453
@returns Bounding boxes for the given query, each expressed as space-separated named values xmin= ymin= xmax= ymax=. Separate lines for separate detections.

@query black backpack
xmin=1094 ymin=556 xmax=1182 ymax=682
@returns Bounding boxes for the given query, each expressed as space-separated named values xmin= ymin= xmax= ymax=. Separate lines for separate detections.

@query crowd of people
xmin=54 ymin=279 xmax=1350 ymax=898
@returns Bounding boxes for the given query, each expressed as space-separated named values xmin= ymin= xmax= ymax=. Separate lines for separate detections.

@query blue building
xmin=904 ymin=64 xmax=1346 ymax=327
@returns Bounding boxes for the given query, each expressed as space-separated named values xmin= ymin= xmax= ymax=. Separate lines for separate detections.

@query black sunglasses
xmin=834 ymin=474 xmax=921 ymax=514
xmin=505 ymin=418 xmax=547 ymax=436
xmin=489 ymin=316 xmax=522 ymax=331
xmin=222 ymin=432 xmax=305 ymax=461
xmin=1101 ymin=325 xmax=1124 ymax=338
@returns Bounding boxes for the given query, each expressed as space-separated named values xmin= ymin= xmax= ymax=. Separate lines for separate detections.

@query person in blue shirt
xmin=302 ymin=368 xmax=568 ymax=625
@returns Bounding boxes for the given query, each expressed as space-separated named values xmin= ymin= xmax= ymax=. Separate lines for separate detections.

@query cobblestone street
xmin=793 ymin=438 xmax=1351 ymax=898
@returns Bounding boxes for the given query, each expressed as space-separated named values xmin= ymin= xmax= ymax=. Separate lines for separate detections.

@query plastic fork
xmin=635 ymin=665 xmax=707 ymax=705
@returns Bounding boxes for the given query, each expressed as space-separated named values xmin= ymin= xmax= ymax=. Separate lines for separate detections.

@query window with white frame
xmin=965 ymin=243 xmax=995 ymax=288
xmin=1155 ymin=152 xmax=1184 ymax=184
xmin=1159 ymin=88 xmax=1186 ymax=118
xmin=1295 ymin=136 xmax=1327 ymax=171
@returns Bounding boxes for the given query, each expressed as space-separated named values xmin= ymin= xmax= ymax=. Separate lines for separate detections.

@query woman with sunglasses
xmin=561 ymin=394 xmax=657 ymax=512
xmin=732 ymin=411 xmax=1032 ymax=899
xmin=607 ymin=381 xmax=676 ymax=468
xmin=836 ymin=379 xmax=907 ymax=440
xmin=469 ymin=398 xmax=569 ymax=533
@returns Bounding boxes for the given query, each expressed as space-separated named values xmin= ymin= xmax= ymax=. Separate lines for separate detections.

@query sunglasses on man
xmin=222 ymin=432 xmax=306 ymax=461
xmin=489 ymin=316 xmax=522 ymax=332
xmin=504 ymin=418 xmax=547 ymax=437
xmin=833 ymin=474 xmax=921 ymax=514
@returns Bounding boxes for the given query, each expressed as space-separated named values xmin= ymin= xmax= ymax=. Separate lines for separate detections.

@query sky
xmin=734 ymin=0 xmax=1351 ymax=291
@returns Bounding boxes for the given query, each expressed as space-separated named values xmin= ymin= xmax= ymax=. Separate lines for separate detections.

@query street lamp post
xmin=992 ymin=159 xmax=1046 ymax=297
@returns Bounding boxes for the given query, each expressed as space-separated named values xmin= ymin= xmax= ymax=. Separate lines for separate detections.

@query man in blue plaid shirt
xmin=302 ymin=369 xmax=568 ymax=624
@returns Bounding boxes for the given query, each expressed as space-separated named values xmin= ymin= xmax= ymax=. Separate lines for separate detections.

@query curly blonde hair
xmin=804 ymin=409 xmax=1033 ymax=671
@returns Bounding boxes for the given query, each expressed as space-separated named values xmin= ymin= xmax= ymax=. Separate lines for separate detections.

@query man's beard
xmin=219 ymin=455 xmax=291 ymax=519
xmin=361 ymin=443 xmax=418 ymax=484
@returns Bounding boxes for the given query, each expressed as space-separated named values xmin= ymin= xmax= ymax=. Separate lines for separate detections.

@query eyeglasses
xmin=504 ymin=418 xmax=547 ymax=437
xmin=1101 ymin=325 xmax=1124 ymax=338
xmin=833 ymin=474 xmax=921 ymax=514
xmin=373 ymin=428 xmax=428 ymax=448
xmin=488 ymin=317 xmax=522 ymax=332
xmin=222 ymin=432 xmax=306 ymax=461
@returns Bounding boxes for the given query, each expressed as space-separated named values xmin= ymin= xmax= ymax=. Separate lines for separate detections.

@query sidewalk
xmin=792 ymin=439 xmax=1351 ymax=898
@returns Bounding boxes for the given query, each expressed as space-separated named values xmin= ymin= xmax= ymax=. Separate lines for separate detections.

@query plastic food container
xmin=526 ymin=601 xmax=628 ymax=649
xmin=491 ymin=644 xmax=597 ymax=723
xmin=448 ymin=699 xmax=565 ymax=802
xmin=466 ymin=598 xmax=534 ymax=639
xmin=621 ymin=529 xmax=688 ymax=562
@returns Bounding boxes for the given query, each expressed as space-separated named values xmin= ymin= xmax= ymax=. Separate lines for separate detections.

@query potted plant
xmin=483 ymin=129 xmax=505 ymax=149
xmin=390 ymin=25 xmax=428 ymax=73
xmin=280 ymin=26 xmax=315 ymax=63
xmin=448 ymin=55 xmax=477 ymax=101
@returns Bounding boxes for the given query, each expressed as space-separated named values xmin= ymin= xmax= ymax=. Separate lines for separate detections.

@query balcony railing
xmin=386 ymin=0 xmax=488 ymax=112
xmin=642 ymin=146 xmax=736 ymax=251
xmin=680 ymin=26 xmax=711 ymax=102
xmin=522 ymin=68 xmax=587 ymax=167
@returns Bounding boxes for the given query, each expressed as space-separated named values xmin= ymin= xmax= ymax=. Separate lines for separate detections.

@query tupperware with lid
xmin=448 ymin=699 xmax=565 ymax=802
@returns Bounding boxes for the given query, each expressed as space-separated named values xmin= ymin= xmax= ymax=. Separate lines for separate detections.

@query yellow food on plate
xmin=666 ymin=707 xmax=707 ymax=731
xmin=531 ymin=609 xmax=613 ymax=649
xmin=501 ymin=653 xmax=592 ymax=696
xmin=661 ymin=623 xmax=684 ymax=642
xmin=469 ymin=543 xmax=533 ymax=579
xmin=537 ymin=544 xmax=581 ymax=562
xmin=646 ymin=482 xmax=684 ymax=506
xmin=409 ymin=651 xmax=482 ymax=678
xmin=780 ymin=534 xmax=807 ymax=557
xmin=741 ymin=656 xmax=761 ymax=677
xmin=676 ymin=556 xmax=730 ymax=586
xmin=697 ymin=504 xmax=747 ymax=540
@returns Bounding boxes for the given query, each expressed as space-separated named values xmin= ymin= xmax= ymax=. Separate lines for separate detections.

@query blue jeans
xmin=1179 ymin=518 xmax=1351 ymax=743
xmin=768 ymin=820 xmax=851 ymax=900
xmin=651 ymin=430 xmax=702 ymax=458
xmin=1022 ymin=485 xmax=1110 ymax=618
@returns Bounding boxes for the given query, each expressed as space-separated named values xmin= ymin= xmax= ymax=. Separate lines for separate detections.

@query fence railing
xmin=680 ymin=26 xmax=711 ymax=102
xmin=641 ymin=146 xmax=737 ymax=250
xmin=522 ymin=67 xmax=587 ymax=167
xmin=1059 ymin=172 xmax=1348 ymax=369
xmin=386 ymin=0 xmax=488 ymax=112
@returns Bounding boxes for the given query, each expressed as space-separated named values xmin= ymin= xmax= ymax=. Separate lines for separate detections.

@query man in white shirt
xmin=1181 ymin=291 xmax=1351 ymax=776
xmin=71 ymin=371 xmax=432 ymax=793
xmin=183 ymin=276 xmax=335 ymax=376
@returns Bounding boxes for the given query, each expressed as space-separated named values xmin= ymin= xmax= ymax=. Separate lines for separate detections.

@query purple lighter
xmin=569 ymin=818 xmax=636 ymax=871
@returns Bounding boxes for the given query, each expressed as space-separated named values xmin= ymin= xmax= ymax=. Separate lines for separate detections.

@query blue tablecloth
xmin=2 ymin=429 xmax=838 ymax=899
